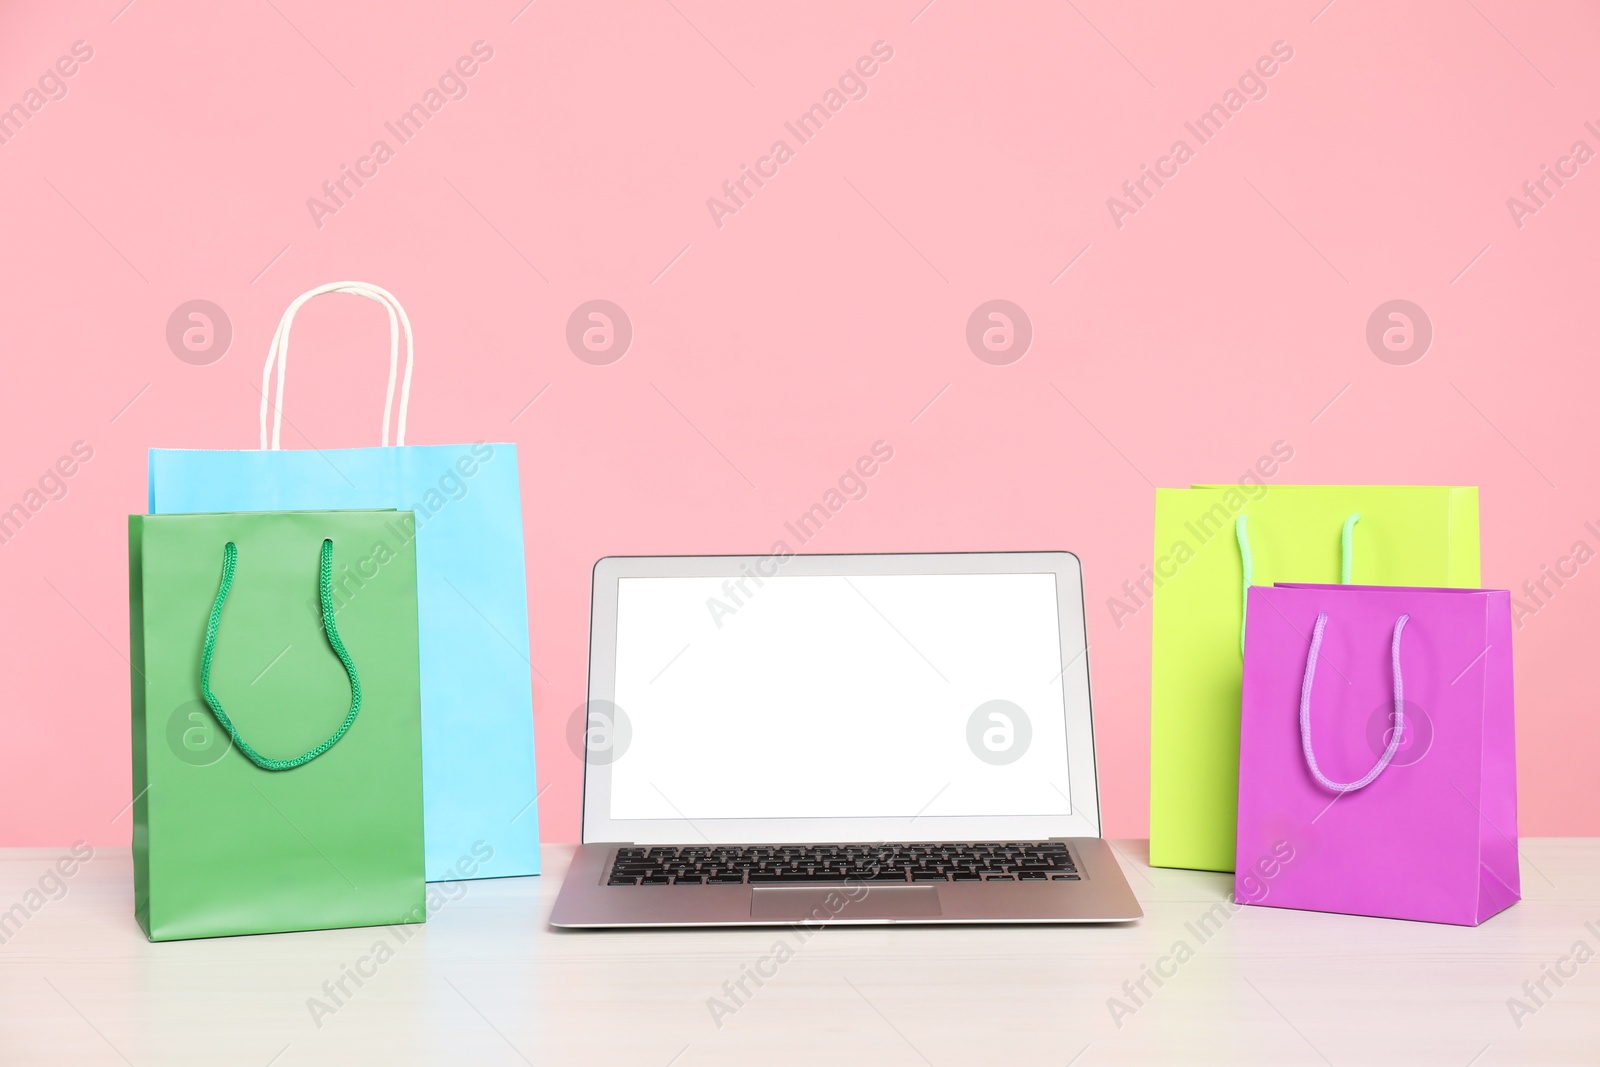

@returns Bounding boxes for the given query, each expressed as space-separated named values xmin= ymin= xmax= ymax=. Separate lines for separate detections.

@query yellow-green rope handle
xmin=1341 ymin=513 xmax=1361 ymax=585
xmin=1235 ymin=512 xmax=1362 ymax=658
xmin=199 ymin=539 xmax=363 ymax=771
xmin=1236 ymin=515 xmax=1253 ymax=657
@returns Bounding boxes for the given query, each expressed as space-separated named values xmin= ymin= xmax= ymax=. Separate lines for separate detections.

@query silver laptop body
xmin=550 ymin=551 xmax=1142 ymax=928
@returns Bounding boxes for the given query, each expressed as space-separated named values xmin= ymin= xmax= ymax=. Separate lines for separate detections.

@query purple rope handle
xmin=1299 ymin=610 xmax=1410 ymax=792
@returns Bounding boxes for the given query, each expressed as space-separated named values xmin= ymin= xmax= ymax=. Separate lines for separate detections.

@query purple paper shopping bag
xmin=1234 ymin=583 xmax=1518 ymax=925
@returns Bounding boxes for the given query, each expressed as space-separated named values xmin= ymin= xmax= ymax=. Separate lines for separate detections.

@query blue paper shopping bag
xmin=150 ymin=282 xmax=540 ymax=881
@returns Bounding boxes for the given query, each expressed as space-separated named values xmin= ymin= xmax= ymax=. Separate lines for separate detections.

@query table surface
xmin=1 ymin=840 xmax=1596 ymax=1065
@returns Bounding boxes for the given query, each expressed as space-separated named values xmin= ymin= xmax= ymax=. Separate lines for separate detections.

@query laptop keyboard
xmin=606 ymin=842 xmax=1080 ymax=886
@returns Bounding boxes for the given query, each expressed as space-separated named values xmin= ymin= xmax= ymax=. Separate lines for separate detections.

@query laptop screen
xmin=606 ymin=572 xmax=1074 ymax=823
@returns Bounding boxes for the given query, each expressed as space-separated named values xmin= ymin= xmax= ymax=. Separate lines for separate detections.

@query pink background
xmin=1 ymin=0 xmax=1596 ymax=847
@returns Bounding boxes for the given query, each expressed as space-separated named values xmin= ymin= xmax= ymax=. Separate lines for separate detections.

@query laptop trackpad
xmin=750 ymin=886 xmax=941 ymax=920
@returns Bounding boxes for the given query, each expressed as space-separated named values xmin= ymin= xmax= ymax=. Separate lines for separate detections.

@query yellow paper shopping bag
xmin=1149 ymin=484 xmax=1480 ymax=872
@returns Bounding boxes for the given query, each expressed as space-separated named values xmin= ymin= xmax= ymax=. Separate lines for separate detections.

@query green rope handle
xmin=1235 ymin=512 xmax=1361 ymax=658
xmin=200 ymin=539 xmax=363 ymax=771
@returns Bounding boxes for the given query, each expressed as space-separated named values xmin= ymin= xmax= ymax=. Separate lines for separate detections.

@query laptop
xmin=549 ymin=551 xmax=1142 ymax=928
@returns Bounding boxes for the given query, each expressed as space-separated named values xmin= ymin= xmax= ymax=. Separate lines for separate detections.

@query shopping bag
xmin=1235 ymin=583 xmax=1518 ymax=925
xmin=1150 ymin=484 xmax=1480 ymax=871
xmin=130 ymin=509 xmax=426 ymax=940
xmin=149 ymin=282 xmax=540 ymax=881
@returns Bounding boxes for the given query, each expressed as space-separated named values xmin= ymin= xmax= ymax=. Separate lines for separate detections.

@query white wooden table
xmin=1 ymin=841 xmax=1595 ymax=1065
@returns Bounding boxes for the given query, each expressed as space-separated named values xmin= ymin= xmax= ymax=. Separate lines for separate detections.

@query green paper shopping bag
xmin=129 ymin=509 xmax=426 ymax=940
xmin=1149 ymin=484 xmax=1480 ymax=872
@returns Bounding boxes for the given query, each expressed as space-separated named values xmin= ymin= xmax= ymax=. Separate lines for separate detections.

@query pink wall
xmin=1 ymin=1 xmax=1596 ymax=847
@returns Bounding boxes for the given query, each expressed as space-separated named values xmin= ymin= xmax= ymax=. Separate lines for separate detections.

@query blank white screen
xmin=609 ymin=572 xmax=1072 ymax=821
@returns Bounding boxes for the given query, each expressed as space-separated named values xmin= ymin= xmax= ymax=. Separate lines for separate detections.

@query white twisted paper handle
xmin=259 ymin=281 xmax=415 ymax=449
